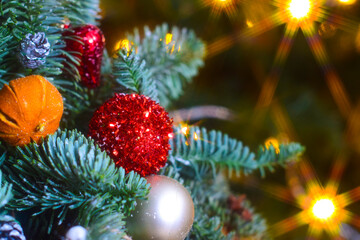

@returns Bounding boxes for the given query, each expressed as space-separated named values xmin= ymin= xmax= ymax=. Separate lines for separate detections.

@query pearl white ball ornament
xmin=127 ymin=175 xmax=195 ymax=240
xmin=65 ymin=226 xmax=87 ymax=240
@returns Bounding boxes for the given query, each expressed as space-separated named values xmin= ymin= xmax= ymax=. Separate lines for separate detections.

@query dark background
xmin=100 ymin=0 xmax=360 ymax=239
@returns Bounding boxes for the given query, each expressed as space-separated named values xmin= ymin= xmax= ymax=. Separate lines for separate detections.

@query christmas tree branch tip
xmin=169 ymin=125 xmax=305 ymax=178
xmin=122 ymin=23 xmax=205 ymax=107
xmin=113 ymin=48 xmax=159 ymax=102
xmin=255 ymin=142 xmax=305 ymax=177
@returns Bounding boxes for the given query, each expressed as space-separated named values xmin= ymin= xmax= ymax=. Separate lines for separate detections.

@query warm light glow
xmin=338 ymin=0 xmax=356 ymax=4
xmin=181 ymin=125 xmax=189 ymax=135
xmin=114 ymin=39 xmax=131 ymax=52
xmin=246 ymin=20 xmax=254 ymax=28
xmin=215 ymin=0 xmax=232 ymax=7
xmin=288 ymin=0 xmax=311 ymax=19
xmin=203 ymin=0 xmax=237 ymax=18
xmin=194 ymin=132 xmax=199 ymax=140
xmin=270 ymin=159 xmax=360 ymax=238
xmin=165 ymin=33 xmax=173 ymax=45
xmin=265 ymin=137 xmax=280 ymax=154
xmin=312 ymin=198 xmax=336 ymax=220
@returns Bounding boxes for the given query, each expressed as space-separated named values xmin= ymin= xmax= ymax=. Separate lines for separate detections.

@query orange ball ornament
xmin=0 ymin=75 xmax=63 ymax=147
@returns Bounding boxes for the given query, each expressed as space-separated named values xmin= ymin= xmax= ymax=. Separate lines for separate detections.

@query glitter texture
xmin=19 ymin=32 xmax=50 ymax=69
xmin=88 ymin=94 xmax=173 ymax=176
xmin=63 ymin=24 xmax=105 ymax=88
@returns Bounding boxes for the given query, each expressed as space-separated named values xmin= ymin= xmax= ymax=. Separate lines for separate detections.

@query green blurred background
xmin=100 ymin=0 xmax=360 ymax=239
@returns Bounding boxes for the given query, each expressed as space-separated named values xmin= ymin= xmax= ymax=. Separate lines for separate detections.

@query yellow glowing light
xmin=338 ymin=0 xmax=356 ymax=4
xmin=194 ymin=132 xmax=199 ymax=140
xmin=215 ymin=0 xmax=232 ymax=7
xmin=270 ymin=158 xmax=360 ymax=238
xmin=170 ymin=44 xmax=175 ymax=54
xmin=114 ymin=39 xmax=131 ymax=52
xmin=265 ymin=137 xmax=280 ymax=154
xmin=246 ymin=20 xmax=254 ymax=28
xmin=165 ymin=33 xmax=173 ymax=45
xmin=203 ymin=0 xmax=237 ymax=18
xmin=288 ymin=0 xmax=311 ymax=19
xmin=181 ymin=126 xmax=189 ymax=135
xmin=312 ymin=198 xmax=336 ymax=220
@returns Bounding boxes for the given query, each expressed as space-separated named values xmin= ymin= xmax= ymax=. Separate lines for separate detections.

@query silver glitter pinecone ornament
xmin=127 ymin=175 xmax=195 ymax=240
xmin=0 ymin=215 xmax=26 ymax=240
xmin=18 ymin=32 xmax=50 ymax=69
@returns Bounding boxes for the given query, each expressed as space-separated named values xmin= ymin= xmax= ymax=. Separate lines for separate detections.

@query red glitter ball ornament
xmin=88 ymin=94 xmax=173 ymax=176
xmin=63 ymin=24 xmax=105 ymax=88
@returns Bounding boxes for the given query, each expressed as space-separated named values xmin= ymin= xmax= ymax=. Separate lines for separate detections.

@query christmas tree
xmin=0 ymin=0 xmax=359 ymax=239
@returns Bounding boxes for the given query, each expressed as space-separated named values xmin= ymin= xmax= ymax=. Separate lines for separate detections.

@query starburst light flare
xmin=202 ymin=0 xmax=238 ymax=18
xmin=205 ymin=0 xmax=359 ymax=121
xmin=288 ymin=0 xmax=311 ymax=19
xmin=269 ymin=159 xmax=360 ymax=238
xmin=251 ymin=0 xmax=358 ymax=120
xmin=312 ymin=198 xmax=335 ymax=220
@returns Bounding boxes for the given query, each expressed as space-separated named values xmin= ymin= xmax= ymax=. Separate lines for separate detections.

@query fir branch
xmin=159 ymin=165 xmax=184 ymax=183
xmin=188 ymin=213 xmax=232 ymax=240
xmin=125 ymin=23 xmax=205 ymax=108
xmin=2 ymin=129 xmax=150 ymax=234
xmin=0 ymin=28 xmax=14 ymax=86
xmin=256 ymin=143 xmax=305 ymax=176
xmin=169 ymin=125 xmax=257 ymax=178
xmin=0 ymin=170 xmax=12 ymax=209
xmin=213 ymin=198 xmax=270 ymax=239
xmin=187 ymin=179 xmax=231 ymax=240
xmin=60 ymin=0 xmax=100 ymax=25
xmin=169 ymin=125 xmax=305 ymax=179
xmin=0 ymin=143 xmax=12 ymax=209
xmin=188 ymin=176 xmax=270 ymax=240
xmin=87 ymin=212 xmax=126 ymax=240
xmin=113 ymin=48 xmax=159 ymax=102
